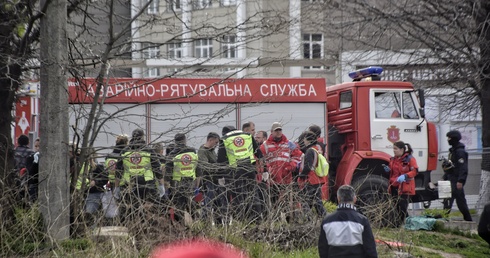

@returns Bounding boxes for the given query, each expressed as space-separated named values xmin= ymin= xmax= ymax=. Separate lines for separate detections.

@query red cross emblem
xmin=107 ymin=160 xmax=116 ymax=171
xmin=130 ymin=153 xmax=142 ymax=164
xmin=233 ymin=137 xmax=245 ymax=147
xmin=181 ymin=154 xmax=193 ymax=166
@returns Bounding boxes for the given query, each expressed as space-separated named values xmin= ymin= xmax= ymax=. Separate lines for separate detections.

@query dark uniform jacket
xmin=198 ymin=144 xmax=218 ymax=183
xmin=444 ymin=142 xmax=468 ymax=184
xmin=318 ymin=203 xmax=378 ymax=258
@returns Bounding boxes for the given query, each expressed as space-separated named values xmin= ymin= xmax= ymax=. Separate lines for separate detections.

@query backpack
xmin=14 ymin=147 xmax=32 ymax=171
xmin=313 ymin=148 xmax=329 ymax=177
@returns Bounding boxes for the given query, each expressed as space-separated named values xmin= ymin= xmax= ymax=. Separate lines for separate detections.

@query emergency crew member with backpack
xmin=384 ymin=140 xmax=418 ymax=227
xmin=297 ymin=131 xmax=327 ymax=219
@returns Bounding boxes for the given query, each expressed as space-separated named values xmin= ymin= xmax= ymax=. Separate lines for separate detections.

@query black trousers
xmin=391 ymin=188 xmax=410 ymax=226
xmin=300 ymin=183 xmax=326 ymax=218
xmin=443 ymin=182 xmax=472 ymax=221
xmin=232 ymin=176 xmax=261 ymax=221
xmin=119 ymin=180 xmax=158 ymax=223
xmin=171 ymin=179 xmax=196 ymax=222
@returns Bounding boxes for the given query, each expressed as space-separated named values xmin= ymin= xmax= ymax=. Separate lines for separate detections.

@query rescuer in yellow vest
xmin=165 ymin=133 xmax=200 ymax=224
xmin=114 ymin=129 xmax=164 ymax=222
xmin=217 ymin=125 xmax=263 ymax=222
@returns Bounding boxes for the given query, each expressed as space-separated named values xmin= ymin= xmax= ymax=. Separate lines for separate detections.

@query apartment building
xmin=131 ymin=0 xmax=336 ymax=83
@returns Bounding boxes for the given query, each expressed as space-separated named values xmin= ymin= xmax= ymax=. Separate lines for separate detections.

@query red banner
xmin=15 ymin=96 xmax=32 ymax=142
xmin=68 ymin=78 xmax=327 ymax=104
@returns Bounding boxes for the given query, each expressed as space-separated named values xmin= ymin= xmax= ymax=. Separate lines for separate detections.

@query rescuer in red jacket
xmin=384 ymin=140 xmax=418 ymax=227
xmin=260 ymin=122 xmax=302 ymax=221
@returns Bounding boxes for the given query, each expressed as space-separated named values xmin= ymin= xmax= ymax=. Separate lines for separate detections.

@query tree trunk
xmin=476 ymin=0 xmax=490 ymax=214
xmin=39 ymin=0 xmax=70 ymax=241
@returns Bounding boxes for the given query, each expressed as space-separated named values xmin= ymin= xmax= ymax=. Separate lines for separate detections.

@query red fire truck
xmin=325 ymin=67 xmax=438 ymax=220
xmin=15 ymin=67 xmax=439 ymax=218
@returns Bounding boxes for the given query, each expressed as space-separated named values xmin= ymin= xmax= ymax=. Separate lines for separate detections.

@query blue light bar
xmin=348 ymin=66 xmax=384 ymax=80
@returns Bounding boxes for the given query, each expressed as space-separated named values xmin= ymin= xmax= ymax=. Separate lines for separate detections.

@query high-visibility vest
xmin=172 ymin=151 xmax=198 ymax=181
xmin=121 ymin=151 xmax=153 ymax=185
xmin=76 ymin=164 xmax=91 ymax=190
xmin=223 ymin=132 xmax=254 ymax=166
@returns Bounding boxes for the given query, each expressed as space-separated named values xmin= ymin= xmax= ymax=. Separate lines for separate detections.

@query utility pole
xmin=39 ymin=0 xmax=70 ymax=240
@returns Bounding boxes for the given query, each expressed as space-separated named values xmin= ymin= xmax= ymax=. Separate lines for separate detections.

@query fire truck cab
xmin=326 ymin=67 xmax=439 ymax=212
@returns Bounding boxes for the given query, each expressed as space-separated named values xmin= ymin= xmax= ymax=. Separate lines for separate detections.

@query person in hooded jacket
xmin=442 ymin=130 xmax=472 ymax=221
xmin=297 ymin=131 xmax=327 ymax=218
xmin=384 ymin=140 xmax=418 ymax=227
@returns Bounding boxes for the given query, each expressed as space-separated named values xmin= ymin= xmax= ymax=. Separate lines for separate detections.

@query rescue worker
xmin=103 ymin=134 xmax=128 ymax=221
xmin=308 ymin=124 xmax=326 ymax=155
xmin=165 ymin=133 xmax=199 ymax=224
xmin=76 ymin=151 xmax=107 ymax=227
xmin=254 ymin=130 xmax=267 ymax=146
xmin=197 ymin=132 xmax=222 ymax=223
xmin=384 ymin=141 xmax=418 ymax=227
xmin=242 ymin=121 xmax=256 ymax=136
xmin=217 ymin=125 xmax=263 ymax=222
xmin=105 ymin=134 xmax=128 ymax=190
xmin=442 ymin=130 xmax=472 ymax=221
xmin=297 ymin=131 xmax=326 ymax=218
xmin=115 ymin=129 xmax=163 ymax=222
xmin=260 ymin=122 xmax=302 ymax=221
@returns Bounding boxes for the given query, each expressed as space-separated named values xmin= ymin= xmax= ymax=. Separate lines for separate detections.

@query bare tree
xmin=310 ymin=0 xmax=490 ymax=212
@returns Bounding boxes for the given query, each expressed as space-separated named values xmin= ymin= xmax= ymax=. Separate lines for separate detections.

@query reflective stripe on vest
xmin=223 ymin=133 xmax=254 ymax=166
xmin=173 ymin=151 xmax=198 ymax=181
xmin=121 ymin=151 xmax=153 ymax=185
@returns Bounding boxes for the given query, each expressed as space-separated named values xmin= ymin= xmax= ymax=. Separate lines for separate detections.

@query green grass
xmin=375 ymin=227 xmax=490 ymax=258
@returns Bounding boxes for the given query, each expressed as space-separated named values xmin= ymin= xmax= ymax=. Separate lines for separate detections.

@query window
xmin=144 ymin=68 xmax=160 ymax=78
xmin=167 ymin=41 xmax=182 ymax=59
xmin=194 ymin=0 xmax=212 ymax=9
xmin=221 ymin=0 xmax=236 ymax=6
xmin=195 ymin=38 xmax=213 ymax=58
xmin=222 ymin=35 xmax=237 ymax=58
xmin=168 ymin=0 xmax=181 ymax=11
xmin=303 ymin=33 xmax=323 ymax=69
xmin=147 ymin=0 xmax=159 ymax=14
xmin=402 ymin=92 xmax=419 ymax=119
xmin=374 ymin=92 xmax=402 ymax=119
xmin=141 ymin=43 xmax=160 ymax=59
xmin=339 ymin=91 xmax=352 ymax=109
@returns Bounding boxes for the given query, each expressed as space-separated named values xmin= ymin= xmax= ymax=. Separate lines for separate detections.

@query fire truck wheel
xmin=351 ymin=175 xmax=395 ymax=228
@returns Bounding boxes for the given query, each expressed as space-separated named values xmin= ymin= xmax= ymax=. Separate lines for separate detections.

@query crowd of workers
xmin=12 ymin=124 xmax=490 ymax=255
xmin=65 ymin=121 xmax=329 ymax=227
